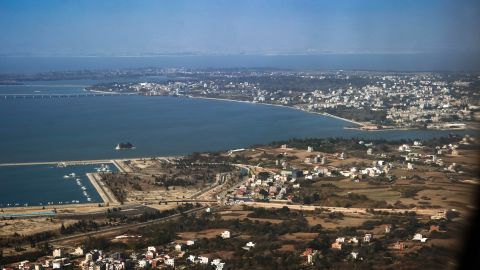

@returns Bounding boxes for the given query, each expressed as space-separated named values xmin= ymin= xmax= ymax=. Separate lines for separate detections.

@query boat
xmin=96 ymin=164 xmax=111 ymax=172
xmin=87 ymin=198 xmax=92 ymax=202
xmin=69 ymin=172 xmax=76 ymax=177
xmin=63 ymin=175 xmax=70 ymax=179
xmin=81 ymin=186 xmax=87 ymax=190
xmin=115 ymin=142 xmax=135 ymax=150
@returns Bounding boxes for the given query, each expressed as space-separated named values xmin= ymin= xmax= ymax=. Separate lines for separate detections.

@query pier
xmin=2 ymin=93 xmax=136 ymax=99
xmin=0 ymin=159 xmax=116 ymax=167
xmin=87 ymin=173 xmax=120 ymax=205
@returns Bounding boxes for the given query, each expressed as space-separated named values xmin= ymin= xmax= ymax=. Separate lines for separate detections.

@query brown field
xmin=277 ymin=244 xmax=296 ymax=252
xmin=177 ymin=229 xmax=228 ymax=240
xmin=0 ymin=218 xmax=77 ymax=237
xmin=306 ymin=214 xmax=372 ymax=229
xmin=278 ymin=232 xmax=318 ymax=242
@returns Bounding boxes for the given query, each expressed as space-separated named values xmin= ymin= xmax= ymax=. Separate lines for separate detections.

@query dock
xmin=86 ymin=173 xmax=120 ymax=205
xmin=0 ymin=159 xmax=115 ymax=167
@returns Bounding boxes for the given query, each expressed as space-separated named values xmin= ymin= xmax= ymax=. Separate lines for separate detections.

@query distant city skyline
xmin=0 ymin=0 xmax=479 ymax=56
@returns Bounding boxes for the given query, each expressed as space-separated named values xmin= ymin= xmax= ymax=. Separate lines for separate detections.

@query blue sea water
xmin=0 ymin=54 xmax=479 ymax=74
xmin=0 ymin=164 xmax=109 ymax=207
xmin=0 ymin=93 xmax=470 ymax=163
xmin=0 ymin=59 xmax=477 ymax=206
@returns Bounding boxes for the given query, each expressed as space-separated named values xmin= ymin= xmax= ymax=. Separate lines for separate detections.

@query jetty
xmin=87 ymin=173 xmax=120 ymax=205
xmin=2 ymin=93 xmax=136 ymax=99
xmin=0 ymin=159 xmax=116 ymax=167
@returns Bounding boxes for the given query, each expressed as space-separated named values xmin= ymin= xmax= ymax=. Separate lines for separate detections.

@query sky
xmin=0 ymin=0 xmax=479 ymax=56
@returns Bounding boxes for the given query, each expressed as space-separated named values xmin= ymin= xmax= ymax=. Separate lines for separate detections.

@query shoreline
xmin=0 ymin=156 xmax=181 ymax=210
xmin=86 ymin=173 xmax=120 ymax=205
xmin=185 ymin=95 xmax=366 ymax=127
xmin=184 ymin=95 xmax=474 ymax=132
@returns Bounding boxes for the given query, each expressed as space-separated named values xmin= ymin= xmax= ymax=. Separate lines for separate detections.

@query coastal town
xmin=84 ymin=69 xmax=480 ymax=130
xmin=1 ymin=134 xmax=478 ymax=269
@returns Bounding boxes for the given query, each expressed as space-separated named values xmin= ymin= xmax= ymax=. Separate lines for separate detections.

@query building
xmin=165 ymin=258 xmax=175 ymax=267
xmin=53 ymin=249 xmax=64 ymax=258
xmin=221 ymin=230 xmax=231 ymax=239
xmin=331 ymin=242 xmax=342 ymax=250
xmin=363 ymin=234 xmax=372 ymax=243
xmin=392 ymin=241 xmax=405 ymax=251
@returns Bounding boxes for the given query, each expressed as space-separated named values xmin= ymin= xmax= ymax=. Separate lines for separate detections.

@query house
xmin=52 ymin=259 xmax=63 ymax=269
xmin=165 ymin=258 xmax=175 ymax=267
xmin=348 ymin=237 xmax=358 ymax=245
xmin=429 ymin=225 xmax=441 ymax=233
xmin=74 ymin=246 xmax=85 ymax=256
xmin=53 ymin=249 xmax=64 ymax=258
xmin=307 ymin=146 xmax=314 ymax=152
xmin=392 ymin=241 xmax=405 ymax=251
xmin=363 ymin=234 xmax=372 ymax=243
xmin=187 ymin=255 xmax=196 ymax=263
xmin=413 ymin=233 xmax=428 ymax=242
xmin=175 ymin=243 xmax=182 ymax=252
xmin=198 ymin=256 xmax=209 ymax=264
xmin=431 ymin=210 xmax=447 ymax=220
xmin=367 ymin=148 xmax=373 ymax=155
xmin=138 ymin=259 xmax=148 ymax=268
xmin=351 ymin=252 xmax=359 ymax=260
xmin=243 ymin=241 xmax=256 ymax=251
xmin=407 ymin=163 xmax=414 ymax=170
xmin=221 ymin=230 xmax=231 ymax=239
xmin=147 ymin=246 xmax=156 ymax=252
xmin=211 ymin=259 xmax=225 ymax=270
xmin=331 ymin=242 xmax=342 ymax=250
xmin=187 ymin=240 xmax=195 ymax=246
xmin=146 ymin=250 xmax=155 ymax=259
xmin=335 ymin=237 xmax=345 ymax=243
xmin=300 ymin=248 xmax=318 ymax=265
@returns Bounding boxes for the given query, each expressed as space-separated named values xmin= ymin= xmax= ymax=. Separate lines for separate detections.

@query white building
xmin=221 ymin=230 xmax=231 ymax=239
xmin=165 ymin=258 xmax=175 ymax=267
xmin=53 ymin=249 xmax=64 ymax=258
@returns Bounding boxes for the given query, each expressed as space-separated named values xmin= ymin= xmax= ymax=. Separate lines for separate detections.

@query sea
xmin=0 ymin=55 xmax=477 ymax=207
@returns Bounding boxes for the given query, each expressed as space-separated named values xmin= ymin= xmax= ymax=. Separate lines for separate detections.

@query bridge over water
xmin=2 ymin=93 xmax=137 ymax=99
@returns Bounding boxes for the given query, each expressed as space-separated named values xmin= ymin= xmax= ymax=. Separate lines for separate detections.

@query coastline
xmin=86 ymin=172 xmax=120 ymax=205
xmin=185 ymin=95 xmax=366 ymax=128
xmin=184 ymin=95 xmax=473 ymax=132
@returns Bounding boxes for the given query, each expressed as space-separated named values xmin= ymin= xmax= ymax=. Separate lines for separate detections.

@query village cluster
xmin=89 ymin=70 xmax=480 ymax=129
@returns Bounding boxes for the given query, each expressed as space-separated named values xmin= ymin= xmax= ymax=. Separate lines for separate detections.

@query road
xmin=244 ymin=201 xmax=445 ymax=216
xmin=43 ymin=206 xmax=209 ymax=244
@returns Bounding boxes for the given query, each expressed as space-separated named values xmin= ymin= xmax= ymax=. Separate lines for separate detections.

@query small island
xmin=115 ymin=142 xmax=135 ymax=150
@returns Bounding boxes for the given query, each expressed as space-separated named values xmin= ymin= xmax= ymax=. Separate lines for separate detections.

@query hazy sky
xmin=0 ymin=0 xmax=479 ymax=56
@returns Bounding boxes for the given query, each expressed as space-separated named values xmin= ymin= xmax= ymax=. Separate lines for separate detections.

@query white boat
xmin=81 ymin=186 xmax=87 ymax=190
xmin=69 ymin=172 xmax=76 ymax=177
xmin=87 ymin=198 xmax=92 ymax=202
xmin=96 ymin=164 xmax=111 ymax=173
xmin=63 ymin=175 xmax=70 ymax=179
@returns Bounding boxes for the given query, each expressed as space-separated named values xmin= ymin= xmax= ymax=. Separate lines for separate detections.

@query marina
xmin=0 ymin=163 xmax=118 ymax=207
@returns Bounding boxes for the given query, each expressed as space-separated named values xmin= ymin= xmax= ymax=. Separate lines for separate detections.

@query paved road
xmin=43 ymin=206 xmax=209 ymax=244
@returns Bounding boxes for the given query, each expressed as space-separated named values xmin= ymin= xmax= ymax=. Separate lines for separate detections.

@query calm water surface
xmin=0 ymin=79 xmax=474 ymax=206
